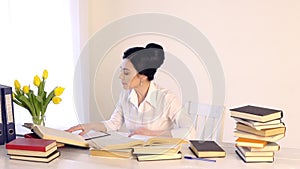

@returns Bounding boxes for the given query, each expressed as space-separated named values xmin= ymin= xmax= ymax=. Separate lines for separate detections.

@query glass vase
xmin=32 ymin=115 xmax=46 ymax=126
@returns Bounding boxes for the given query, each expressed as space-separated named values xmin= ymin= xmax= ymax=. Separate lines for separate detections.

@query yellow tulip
xmin=33 ymin=75 xmax=41 ymax=87
xmin=54 ymin=87 xmax=65 ymax=96
xmin=42 ymin=69 xmax=48 ymax=79
xmin=52 ymin=96 xmax=62 ymax=104
xmin=23 ymin=86 xmax=30 ymax=94
xmin=14 ymin=80 xmax=21 ymax=90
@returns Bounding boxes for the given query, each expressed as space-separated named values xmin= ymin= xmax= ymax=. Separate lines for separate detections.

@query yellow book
xmin=90 ymin=148 xmax=133 ymax=158
xmin=236 ymin=137 xmax=267 ymax=148
xmin=7 ymin=146 xmax=58 ymax=157
xmin=133 ymin=144 xmax=182 ymax=155
xmin=136 ymin=152 xmax=182 ymax=161
xmin=236 ymin=146 xmax=274 ymax=157
xmin=9 ymin=151 xmax=60 ymax=163
xmin=24 ymin=124 xmax=89 ymax=148
xmin=249 ymin=142 xmax=280 ymax=152
xmin=88 ymin=132 xmax=187 ymax=151
xmin=236 ymin=148 xmax=273 ymax=163
xmin=234 ymin=130 xmax=285 ymax=142
xmin=236 ymin=123 xmax=286 ymax=136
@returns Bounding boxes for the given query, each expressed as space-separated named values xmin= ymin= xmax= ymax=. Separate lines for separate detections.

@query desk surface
xmin=1 ymin=143 xmax=300 ymax=169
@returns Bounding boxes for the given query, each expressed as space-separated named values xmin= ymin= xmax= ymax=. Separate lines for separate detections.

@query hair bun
xmin=146 ymin=43 xmax=163 ymax=50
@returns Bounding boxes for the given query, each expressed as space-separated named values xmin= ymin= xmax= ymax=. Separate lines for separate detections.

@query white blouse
xmin=103 ymin=82 xmax=195 ymax=139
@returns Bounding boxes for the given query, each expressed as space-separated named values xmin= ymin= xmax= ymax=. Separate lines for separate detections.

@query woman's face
xmin=119 ymin=59 xmax=140 ymax=89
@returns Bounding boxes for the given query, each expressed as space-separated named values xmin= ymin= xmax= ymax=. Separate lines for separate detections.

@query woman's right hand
xmin=65 ymin=123 xmax=94 ymax=136
xmin=66 ymin=122 xmax=107 ymax=136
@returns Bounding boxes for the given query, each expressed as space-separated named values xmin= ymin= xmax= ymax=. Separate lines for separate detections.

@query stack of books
xmin=88 ymin=132 xmax=187 ymax=161
xmin=5 ymin=138 xmax=60 ymax=163
xmin=230 ymin=105 xmax=285 ymax=163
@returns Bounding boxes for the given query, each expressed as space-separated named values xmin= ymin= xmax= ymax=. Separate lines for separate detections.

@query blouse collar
xmin=128 ymin=81 xmax=158 ymax=109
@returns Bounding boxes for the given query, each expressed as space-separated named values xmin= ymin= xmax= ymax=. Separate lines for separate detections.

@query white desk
xmin=1 ymin=143 xmax=299 ymax=169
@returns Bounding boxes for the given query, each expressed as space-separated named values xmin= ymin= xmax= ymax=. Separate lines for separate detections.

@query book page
xmin=83 ymin=130 xmax=110 ymax=140
xmin=117 ymin=132 xmax=153 ymax=141
xmin=88 ymin=132 xmax=144 ymax=150
xmin=33 ymin=125 xmax=88 ymax=147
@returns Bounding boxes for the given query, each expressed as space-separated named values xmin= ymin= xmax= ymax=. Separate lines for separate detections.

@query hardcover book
xmin=235 ymin=148 xmax=273 ymax=163
xmin=88 ymin=132 xmax=187 ymax=150
xmin=9 ymin=150 xmax=60 ymax=163
xmin=5 ymin=138 xmax=56 ymax=151
xmin=24 ymin=133 xmax=65 ymax=148
xmin=136 ymin=152 xmax=182 ymax=161
xmin=189 ymin=140 xmax=226 ymax=158
xmin=230 ymin=105 xmax=283 ymax=122
xmin=133 ymin=144 xmax=182 ymax=155
xmin=7 ymin=146 xmax=57 ymax=157
xmin=235 ymin=137 xmax=267 ymax=148
xmin=236 ymin=146 xmax=274 ymax=157
xmin=27 ymin=124 xmax=89 ymax=148
xmin=233 ymin=117 xmax=282 ymax=127
xmin=234 ymin=117 xmax=285 ymax=130
xmin=234 ymin=130 xmax=285 ymax=142
xmin=248 ymin=142 xmax=280 ymax=152
xmin=236 ymin=123 xmax=286 ymax=137
xmin=90 ymin=148 xmax=133 ymax=158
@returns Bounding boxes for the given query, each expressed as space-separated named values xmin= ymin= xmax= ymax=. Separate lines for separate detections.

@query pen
xmin=184 ymin=156 xmax=216 ymax=162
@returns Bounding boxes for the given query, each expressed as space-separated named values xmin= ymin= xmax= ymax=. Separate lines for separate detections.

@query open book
xmin=23 ymin=123 xmax=89 ymax=148
xmin=88 ymin=132 xmax=187 ymax=151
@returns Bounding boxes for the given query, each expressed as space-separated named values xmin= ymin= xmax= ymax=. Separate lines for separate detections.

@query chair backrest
xmin=185 ymin=102 xmax=225 ymax=142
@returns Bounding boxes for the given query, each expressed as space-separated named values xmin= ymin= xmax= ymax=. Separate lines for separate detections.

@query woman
xmin=67 ymin=43 xmax=195 ymax=139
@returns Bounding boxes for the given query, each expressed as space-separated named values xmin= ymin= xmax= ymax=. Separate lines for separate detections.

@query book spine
xmin=6 ymin=144 xmax=47 ymax=151
xmin=0 ymin=89 xmax=5 ymax=145
xmin=0 ymin=85 xmax=16 ymax=143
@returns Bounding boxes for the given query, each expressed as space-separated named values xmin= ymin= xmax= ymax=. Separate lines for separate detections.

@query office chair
xmin=185 ymin=102 xmax=225 ymax=143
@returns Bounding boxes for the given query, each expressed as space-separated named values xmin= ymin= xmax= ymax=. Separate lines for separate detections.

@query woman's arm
xmin=67 ymin=92 xmax=125 ymax=135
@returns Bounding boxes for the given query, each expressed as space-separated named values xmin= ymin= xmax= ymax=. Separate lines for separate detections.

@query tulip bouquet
xmin=13 ymin=70 xmax=64 ymax=125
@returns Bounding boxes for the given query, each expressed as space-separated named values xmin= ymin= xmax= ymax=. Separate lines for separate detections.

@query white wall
xmin=0 ymin=0 xmax=78 ymax=129
xmin=78 ymin=0 xmax=300 ymax=149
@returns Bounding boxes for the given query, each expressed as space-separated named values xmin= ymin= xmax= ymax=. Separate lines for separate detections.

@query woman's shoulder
xmin=152 ymin=82 xmax=179 ymax=100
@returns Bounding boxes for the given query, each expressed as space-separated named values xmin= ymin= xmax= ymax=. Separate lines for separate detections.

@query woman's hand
xmin=65 ymin=124 xmax=93 ymax=136
xmin=128 ymin=127 xmax=171 ymax=137
xmin=66 ymin=123 xmax=107 ymax=136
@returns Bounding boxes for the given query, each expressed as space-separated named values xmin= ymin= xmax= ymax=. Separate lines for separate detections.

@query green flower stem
xmin=18 ymin=95 xmax=35 ymax=116
xmin=38 ymin=80 xmax=45 ymax=96
xmin=41 ymin=90 xmax=54 ymax=116
xmin=13 ymin=99 xmax=29 ymax=112
xmin=33 ymin=96 xmax=40 ymax=117
xmin=28 ymin=92 xmax=37 ymax=117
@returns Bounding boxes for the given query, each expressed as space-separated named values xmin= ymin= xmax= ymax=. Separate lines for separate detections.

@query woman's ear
xmin=137 ymin=74 xmax=148 ymax=81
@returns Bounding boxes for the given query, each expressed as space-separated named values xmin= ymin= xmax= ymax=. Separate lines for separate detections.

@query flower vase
xmin=32 ymin=115 xmax=46 ymax=126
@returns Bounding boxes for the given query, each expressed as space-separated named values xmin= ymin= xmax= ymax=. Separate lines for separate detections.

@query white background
xmin=0 ymin=0 xmax=299 ymax=149
xmin=79 ymin=0 xmax=300 ymax=149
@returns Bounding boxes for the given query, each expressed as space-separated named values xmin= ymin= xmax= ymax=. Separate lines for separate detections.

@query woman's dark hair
xmin=123 ymin=43 xmax=165 ymax=81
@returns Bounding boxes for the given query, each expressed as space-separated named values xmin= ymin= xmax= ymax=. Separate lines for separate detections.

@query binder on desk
xmin=0 ymin=88 xmax=6 ymax=145
xmin=0 ymin=85 xmax=16 ymax=143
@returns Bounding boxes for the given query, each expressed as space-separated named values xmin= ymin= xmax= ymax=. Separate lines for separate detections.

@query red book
xmin=5 ymin=138 xmax=56 ymax=152
xmin=24 ymin=133 xmax=40 ymax=138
